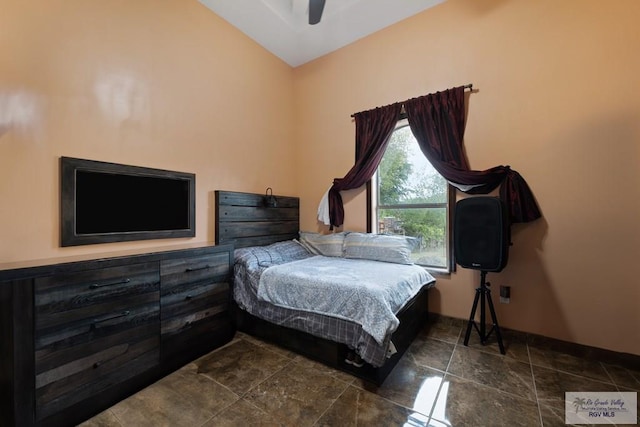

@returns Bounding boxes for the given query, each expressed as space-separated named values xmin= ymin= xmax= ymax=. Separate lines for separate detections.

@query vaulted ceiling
xmin=199 ymin=0 xmax=446 ymax=67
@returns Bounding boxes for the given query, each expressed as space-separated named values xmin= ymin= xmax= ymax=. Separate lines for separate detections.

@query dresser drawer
xmin=35 ymin=262 xmax=159 ymax=330
xmin=161 ymin=281 xmax=229 ymax=335
xmin=160 ymin=252 xmax=230 ymax=289
xmin=33 ymin=262 xmax=160 ymax=421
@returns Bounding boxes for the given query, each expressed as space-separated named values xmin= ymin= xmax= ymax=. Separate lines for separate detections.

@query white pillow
xmin=298 ymin=231 xmax=347 ymax=257
xmin=343 ymin=232 xmax=413 ymax=265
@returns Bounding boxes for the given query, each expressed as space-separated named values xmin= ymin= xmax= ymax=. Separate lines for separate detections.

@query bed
xmin=215 ymin=190 xmax=435 ymax=384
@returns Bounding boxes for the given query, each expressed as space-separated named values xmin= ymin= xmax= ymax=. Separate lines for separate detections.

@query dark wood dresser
xmin=0 ymin=243 xmax=235 ymax=427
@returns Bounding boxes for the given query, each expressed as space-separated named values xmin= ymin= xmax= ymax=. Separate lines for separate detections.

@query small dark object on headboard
xmin=215 ymin=190 xmax=300 ymax=248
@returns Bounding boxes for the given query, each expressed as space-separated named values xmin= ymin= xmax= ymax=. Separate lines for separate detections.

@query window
xmin=370 ymin=119 xmax=454 ymax=271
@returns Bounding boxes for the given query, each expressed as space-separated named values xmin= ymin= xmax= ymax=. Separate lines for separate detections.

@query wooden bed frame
xmin=215 ymin=190 xmax=431 ymax=385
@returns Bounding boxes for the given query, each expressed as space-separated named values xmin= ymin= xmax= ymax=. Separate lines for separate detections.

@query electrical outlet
xmin=500 ymin=285 xmax=510 ymax=304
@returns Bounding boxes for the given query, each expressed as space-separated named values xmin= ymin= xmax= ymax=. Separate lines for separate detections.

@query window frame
xmin=366 ymin=119 xmax=455 ymax=274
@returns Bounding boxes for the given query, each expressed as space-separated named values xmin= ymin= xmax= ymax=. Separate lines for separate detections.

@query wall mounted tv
xmin=61 ymin=157 xmax=196 ymax=247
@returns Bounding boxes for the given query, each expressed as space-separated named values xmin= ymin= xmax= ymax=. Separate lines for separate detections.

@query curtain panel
xmin=404 ymin=86 xmax=541 ymax=224
xmin=328 ymin=103 xmax=402 ymax=228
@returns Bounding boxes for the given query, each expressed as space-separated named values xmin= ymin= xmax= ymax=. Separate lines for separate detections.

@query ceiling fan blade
xmin=309 ymin=0 xmax=326 ymax=25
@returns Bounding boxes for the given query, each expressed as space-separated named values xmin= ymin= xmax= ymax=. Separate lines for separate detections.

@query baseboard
xmin=429 ymin=313 xmax=639 ymax=371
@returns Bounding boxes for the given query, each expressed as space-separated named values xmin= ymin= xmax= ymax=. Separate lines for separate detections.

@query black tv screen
xmin=61 ymin=157 xmax=196 ymax=247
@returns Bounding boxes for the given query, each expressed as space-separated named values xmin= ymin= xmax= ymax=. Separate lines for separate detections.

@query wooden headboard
xmin=215 ymin=190 xmax=300 ymax=248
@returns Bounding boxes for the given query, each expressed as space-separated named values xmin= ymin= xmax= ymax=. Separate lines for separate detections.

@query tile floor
xmin=82 ymin=316 xmax=639 ymax=427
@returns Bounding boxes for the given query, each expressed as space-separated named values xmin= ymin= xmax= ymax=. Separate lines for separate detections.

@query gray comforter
xmin=258 ymin=255 xmax=434 ymax=345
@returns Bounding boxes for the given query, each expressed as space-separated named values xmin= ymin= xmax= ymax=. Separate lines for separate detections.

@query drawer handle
xmin=185 ymin=265 xmax=211 ymax=273
xmin=91 ymin=310 xmax=131 ymax=328
xmin=90 ymin=278 xmax=130 ymax=289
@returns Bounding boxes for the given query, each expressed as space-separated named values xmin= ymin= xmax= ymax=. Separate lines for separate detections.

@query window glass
xmin=374 ymin=121 xmax=451 ymax=270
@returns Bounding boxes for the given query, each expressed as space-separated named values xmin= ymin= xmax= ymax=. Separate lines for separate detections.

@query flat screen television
xmin=60 ymin=157 xmax=196 ymax=247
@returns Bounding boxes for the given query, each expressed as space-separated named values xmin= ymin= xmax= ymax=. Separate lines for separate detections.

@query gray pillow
xmin=298 ymin=231 xmax=347 ymax=257
xmin=343 ymin=232 xmax=413 ymax=265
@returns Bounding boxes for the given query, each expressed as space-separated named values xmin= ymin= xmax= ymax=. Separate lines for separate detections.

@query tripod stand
xmin=463 ymin=270 xmax=505 ymax=354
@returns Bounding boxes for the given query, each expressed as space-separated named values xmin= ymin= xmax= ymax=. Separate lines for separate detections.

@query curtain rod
xmin=351 ymin=84 xmax=473 ymax=118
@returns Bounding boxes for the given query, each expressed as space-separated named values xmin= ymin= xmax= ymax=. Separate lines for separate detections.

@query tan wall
xmin=293 ymin=0 xmax=640 ymax=355
xmin=0 ymin=0 xmax=295 ymax=262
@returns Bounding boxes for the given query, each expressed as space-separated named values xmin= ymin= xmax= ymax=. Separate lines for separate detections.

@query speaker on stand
xmin=454 ymin=196 xmax=510 ymax=354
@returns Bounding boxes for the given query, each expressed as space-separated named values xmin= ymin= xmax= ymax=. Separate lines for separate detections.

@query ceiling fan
xmin=308 ymin=0 xmax=326 ymax=25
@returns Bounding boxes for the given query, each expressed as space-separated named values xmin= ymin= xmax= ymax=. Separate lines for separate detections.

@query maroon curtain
xmin=328 ymin=103 xmax=402 ymax=228
xmin=404 ymin=86 xmax=541 ymax=223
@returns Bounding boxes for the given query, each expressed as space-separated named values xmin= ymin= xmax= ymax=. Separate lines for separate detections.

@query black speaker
xmin=454 ymin=197 xmax=510 ymax=272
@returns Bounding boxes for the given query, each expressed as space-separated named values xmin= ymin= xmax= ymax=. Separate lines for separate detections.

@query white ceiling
xmin=199 ymin=0 xmax=446 ymax=67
